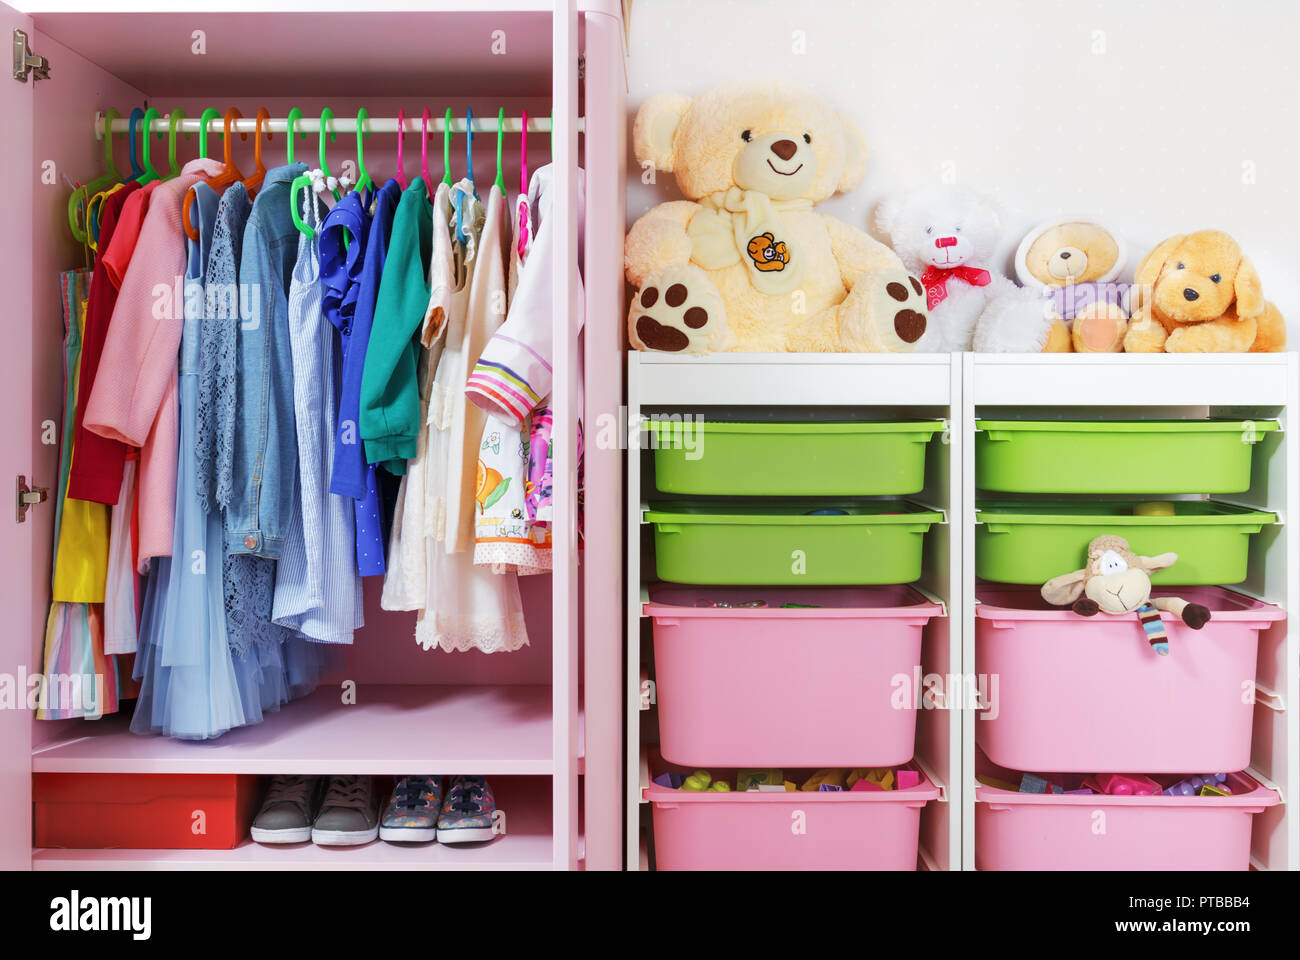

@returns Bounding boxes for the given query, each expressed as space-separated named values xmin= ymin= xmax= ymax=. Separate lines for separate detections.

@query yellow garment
xmin=52 ymin=297 xmax=109 ymax=603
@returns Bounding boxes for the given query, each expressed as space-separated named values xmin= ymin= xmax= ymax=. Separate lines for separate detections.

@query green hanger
xmin=442 ymin=107 xmax=453 ymax=186
xmin=289 ymin=172 xmax=315 ymax=238
xmin=135 ymin=107 xmax=162 ymax=184
xmin=164 ymin=108 xmax=189 ymax=179
xmin=197 ymin=108 xmax=221 ymax=159
xmin=318 ymin=107 xmax=340 ymax=201
xmin=494 ymin=107 xmax=505 ymax=194
xmin=68 ymin=108 xmax=125 ymax=242
xmin=354 ymin=108 xmax=373 ymax=195
xmin=286 ymin=107 xmax=306 ymax=164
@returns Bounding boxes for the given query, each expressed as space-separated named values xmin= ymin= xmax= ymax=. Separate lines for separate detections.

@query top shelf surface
xmin=630 ymin=352 xmax=1296 ymax=409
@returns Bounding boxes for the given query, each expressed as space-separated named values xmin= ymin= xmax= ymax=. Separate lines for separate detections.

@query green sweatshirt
xmin=359 ymin=177 xmax=432 ymax=472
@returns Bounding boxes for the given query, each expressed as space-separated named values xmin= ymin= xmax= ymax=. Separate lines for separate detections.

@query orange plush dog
xmin=1123 ymin=230 xmax=1286 ymax=352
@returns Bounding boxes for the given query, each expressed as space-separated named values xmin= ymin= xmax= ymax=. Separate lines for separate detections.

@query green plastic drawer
xmin=976 ymin=500 xmax=1277 ymax=585
xmin=976 ymin=419 xmax=1277 ymax=494
xmin=647 ymin=420 xmax=945 ymax=496
xmin=646 ymin=500 xmax=944 ymax=585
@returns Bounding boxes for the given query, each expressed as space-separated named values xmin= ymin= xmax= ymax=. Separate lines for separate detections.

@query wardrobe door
xmin=0 ymin=0 xmax=37 ymax=870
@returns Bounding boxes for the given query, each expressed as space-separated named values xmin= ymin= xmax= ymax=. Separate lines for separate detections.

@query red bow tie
xmin=921 ymin=264 xmax=991 ymax=309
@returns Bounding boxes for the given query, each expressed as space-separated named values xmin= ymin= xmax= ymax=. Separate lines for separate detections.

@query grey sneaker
xmin=379 ymin=776 xmax=444 ymax=843
xmin=250 ymin=775 xmax=321 ymax=844
xmin=311 ymin=776 xmax=379 ymax=846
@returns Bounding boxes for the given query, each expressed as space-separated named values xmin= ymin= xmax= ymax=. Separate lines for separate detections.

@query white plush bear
xmin=875 ymin=184 xmax=1011 ymax=352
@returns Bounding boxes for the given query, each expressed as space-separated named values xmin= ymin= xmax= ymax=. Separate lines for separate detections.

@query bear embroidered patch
xmin=746 ymin=232 xmax=789 ymax=272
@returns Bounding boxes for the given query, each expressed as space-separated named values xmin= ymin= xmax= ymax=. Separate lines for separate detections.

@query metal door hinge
xmin=12 ymin=29 xmax=50 ymax=83
xmin=16 ymin=475 xmax=48 ymax=523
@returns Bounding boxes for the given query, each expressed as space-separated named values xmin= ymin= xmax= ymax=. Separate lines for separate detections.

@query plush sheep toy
xmin=1041 ymin=535 xmax=1212 ymax=656
xmin=875 ymin=184 xmax=1012 ymax=352
xmin=625 ymin=83 xmax=930 ymax=353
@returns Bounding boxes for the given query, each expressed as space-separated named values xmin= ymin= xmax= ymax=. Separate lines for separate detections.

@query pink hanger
xmin=517 ymin=108 xmax=530 ymax=258
xmin=421 ymin=108 xmax=432 ymax=187
xmin=396 ymin=107 xmax=408 ymax=188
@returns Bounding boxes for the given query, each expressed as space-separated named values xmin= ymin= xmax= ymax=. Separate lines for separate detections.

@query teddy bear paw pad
xmin=629 ymin=267 xmax=729 ymax=353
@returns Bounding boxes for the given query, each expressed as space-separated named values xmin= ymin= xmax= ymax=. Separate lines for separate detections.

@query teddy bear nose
xmin=1059 ymin=251 xmax=1071 ymax=259
xmin=1183 ymin=287 xmax=1200 ymax=302
xmin=770 ymin=139 xmax=798 ymax=161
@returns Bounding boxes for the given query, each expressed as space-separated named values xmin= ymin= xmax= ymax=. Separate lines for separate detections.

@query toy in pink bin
xmin=1089 ymin=773 xmax=1161 ymax=796
xmin=1041 ymin=535 xmax=1212 ymax=656
xmin=1164 ymin=773 xmax=1229 ymax=797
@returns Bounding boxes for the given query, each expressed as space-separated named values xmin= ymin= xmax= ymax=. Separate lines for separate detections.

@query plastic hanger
xmin=134 ymin=107 xmax=162 ymax=184
xmin=126 ymin=107 xmax=145 ymax=179
xmin=286 ymin=107 xmax=306 ymax=164
xmin=289 ymin=171 xmax=315 ymax=238
xmin=354 ymin=108 xmax=374 ymax=196
xmin=197 ymin=107 xmax=220 ymax=159
xmin=395 ymin=107 xmax=408 ymax=189
xmin=517 ymin=108 xmax=530 ymax=258
xmin=455 ymin=108 xmax=478 ymax=243
xmin=318 ymin=107 xmax=341 ymax=201
xmin=241 ymin=107 xmax=272 ymax=196
xmin=183 ymin=107 xmax=246 ymax=241
xmin=421 ymin=108 xmax=432 ymax=187
xmin=494 ymin=107 xmax=506 ymax=194
xmin=442 ymin=107 xmax=454 ymax=187
xmin=164 ymin=108 xmax=189 ymax=179
xmin=68 ymin=107 xmax=125 ymax=242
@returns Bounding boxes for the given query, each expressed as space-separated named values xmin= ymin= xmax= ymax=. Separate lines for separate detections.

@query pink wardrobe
xmin=0 ymin=0 xmax=626 ymax=870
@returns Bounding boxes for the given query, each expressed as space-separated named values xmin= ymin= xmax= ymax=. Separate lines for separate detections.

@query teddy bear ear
xmin=837 ymin=114 xmax=869 ymax=193
xmin=632 ymin=92 xmax=693 ymax=174
xmin=1234 ymin=255 xmax=1265 ymax=318
xmin=873 ymin=192 xmax=901 ymax=240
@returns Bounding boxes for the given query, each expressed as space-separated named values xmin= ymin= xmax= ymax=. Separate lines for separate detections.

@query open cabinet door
xmin=0 ymin=1 xmax=36 ymax=870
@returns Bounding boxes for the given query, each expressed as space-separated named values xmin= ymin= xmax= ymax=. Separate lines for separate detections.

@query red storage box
xmin=34 ymin=774 xmax=262 ymax=849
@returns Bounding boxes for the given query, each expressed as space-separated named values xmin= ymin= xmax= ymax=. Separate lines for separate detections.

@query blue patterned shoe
xmin=437 ymin=775 xmax=496 ymax=844
xmin=379 ymin=776 xmax=443 ymax=843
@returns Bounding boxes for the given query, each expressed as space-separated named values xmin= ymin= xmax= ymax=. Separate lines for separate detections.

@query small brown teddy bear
xmin=1123 ymin=230 xmax=1287 ymax=353
xmin=1041 ymin=535 xmax=1211 ymax=656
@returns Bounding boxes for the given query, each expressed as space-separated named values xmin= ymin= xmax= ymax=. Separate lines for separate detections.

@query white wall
xmin=627 ymin=0 xmax=1300 ymax=340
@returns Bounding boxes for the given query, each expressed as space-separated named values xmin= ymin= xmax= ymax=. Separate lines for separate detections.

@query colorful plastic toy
xmin=738 ymin=769 xmax=783 ymax=792
xmin=1093 ymin=773 xmax=1161 ymax=796
xmin=1164 ymin=773 xmax=1228 ymax=797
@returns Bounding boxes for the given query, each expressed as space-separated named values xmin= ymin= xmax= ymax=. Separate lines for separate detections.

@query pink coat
xmin=84 ymin=158 xmax=225 ymax=567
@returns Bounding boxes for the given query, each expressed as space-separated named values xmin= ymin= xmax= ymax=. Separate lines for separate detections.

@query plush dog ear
xmin=1137 ymin=552 xmax=1178 ymax=574
xmin=632 ymin=93 xmax=692 ymax=174
xmin=1042 ymin=569 xmax=1087 ymax=606
xmin=1133 ymin=235 xmax=1184 ymax=310
xmin=1234 ymin=255 xmax=1265 ymax=318
xmin=838 ymin=114 xmax=869 ymax=193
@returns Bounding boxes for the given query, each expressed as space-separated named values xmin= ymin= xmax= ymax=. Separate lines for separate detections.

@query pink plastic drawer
xmin=976 ymin=771 xmax=1278 ymax=871
xmin=647 ymin=770 xmax=941 ymax=871
xmin=646 ymin=586 xmax=944 ymax=767
xmin=976 ymin=585 xmax=1283 ymax=773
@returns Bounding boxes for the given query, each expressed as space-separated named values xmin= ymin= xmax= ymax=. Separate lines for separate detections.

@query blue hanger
xmin=126 ymin=106 xmax=146 ymax=179
xmin=455 ymin=108 xmax=479 ymax=244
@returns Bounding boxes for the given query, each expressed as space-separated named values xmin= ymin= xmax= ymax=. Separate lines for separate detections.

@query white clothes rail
xmin=95 ymin=111 xmax=581 ymax=139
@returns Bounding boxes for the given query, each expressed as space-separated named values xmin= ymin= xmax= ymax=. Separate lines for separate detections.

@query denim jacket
xmin=226 ymin=162 xmax=308 ymax=557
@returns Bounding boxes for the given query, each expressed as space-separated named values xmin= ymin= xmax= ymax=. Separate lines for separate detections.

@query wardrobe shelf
xmin=630 ymin=352 xmax=955 ymax=406
xmin=32 ymin=684 xmax=554 ymax=776
xmin=971 ymin=352 xmax=1292 ymax=407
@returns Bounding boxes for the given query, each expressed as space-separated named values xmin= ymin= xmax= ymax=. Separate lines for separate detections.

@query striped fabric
xmin=465 ymin=338 xmax=548 ymax=427
xmin=1136 ymin=601 xmax=1169 ymax=655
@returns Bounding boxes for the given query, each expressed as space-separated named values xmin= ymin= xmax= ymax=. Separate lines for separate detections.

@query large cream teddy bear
xmin=875 ymin=184 xmax=1012 ymax=352
xmin=625 ymin=83 xmax=929 ymax=353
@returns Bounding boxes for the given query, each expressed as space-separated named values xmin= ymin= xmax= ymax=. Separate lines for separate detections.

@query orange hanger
xmin=182 ymin=107 xmax=247 ymax=241
xmin=241 ymin=107 xmax=273 ymax=196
